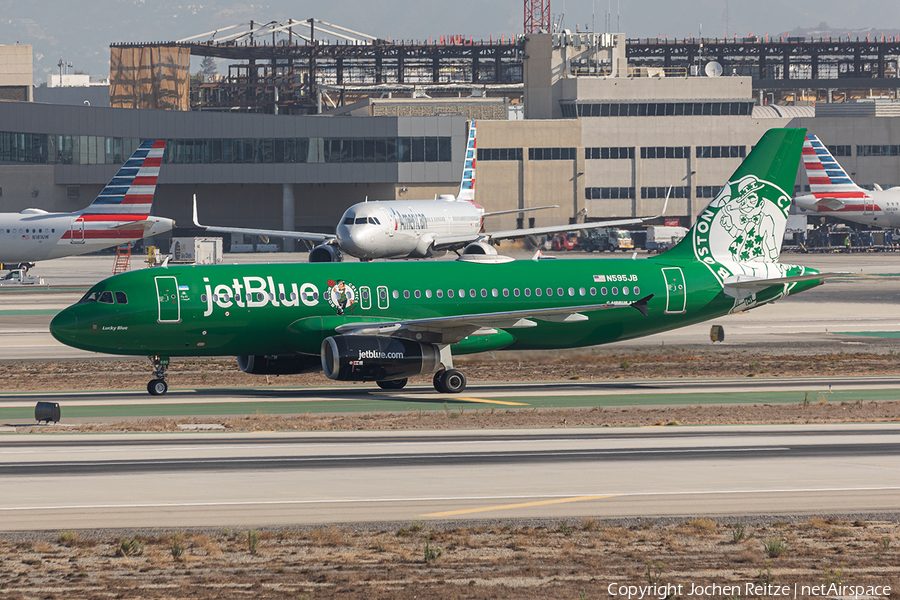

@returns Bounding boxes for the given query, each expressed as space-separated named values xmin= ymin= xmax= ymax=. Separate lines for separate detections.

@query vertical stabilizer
xmin=80 ymin=140 xmax=166 ymax=221
xmin=456 ymin=120 xmax=477 ymax=202
xmin=664 ymin=128 xmax=806 ymax=281
xmin=802 ymin=134 xmax=867 ymax=198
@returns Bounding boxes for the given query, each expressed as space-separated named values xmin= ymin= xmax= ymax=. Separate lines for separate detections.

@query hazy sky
xmin=2 ymin=0 xmax=898 ymax=83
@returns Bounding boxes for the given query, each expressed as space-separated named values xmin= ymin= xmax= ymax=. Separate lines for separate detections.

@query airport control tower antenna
xmin=524 ymin=0 xmax=551 ymax=34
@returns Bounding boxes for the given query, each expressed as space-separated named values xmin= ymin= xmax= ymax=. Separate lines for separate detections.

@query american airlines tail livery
xmin=193 ymin=121 xmax=665 ymax=262
xmin=0 ymin=140 xmax=174 ymax=268
xmin=794 ymin=133 xmax=900 ymax=227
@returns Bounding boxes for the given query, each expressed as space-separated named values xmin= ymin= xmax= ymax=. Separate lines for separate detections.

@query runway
xmin=0 ymin=424 xmax=898 ymax=530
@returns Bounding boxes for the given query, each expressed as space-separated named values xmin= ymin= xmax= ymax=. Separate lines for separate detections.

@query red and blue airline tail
xmin=79 ymin=140 xmax=166 ymax=222
xmin=457 ymin=120 xmax=476 ymax=202
xmin=802 ymin=134 xmax=867 ymax=199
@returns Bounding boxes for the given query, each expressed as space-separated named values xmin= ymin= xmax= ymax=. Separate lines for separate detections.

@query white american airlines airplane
xmin=0 ymin=141 xmax=174 ymax=269
xmin=193 ymin=121 xmax=667 ymax=262
xmin=794 ymin=133 xmax=900 ymax=227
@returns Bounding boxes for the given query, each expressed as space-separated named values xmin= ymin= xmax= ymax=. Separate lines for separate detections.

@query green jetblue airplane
xmin=51 ymin=128 xmax=833 ymax=396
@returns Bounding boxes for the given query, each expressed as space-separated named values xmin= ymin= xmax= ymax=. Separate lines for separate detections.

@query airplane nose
xmin=49 ymin=308 xmax=78 ymax=345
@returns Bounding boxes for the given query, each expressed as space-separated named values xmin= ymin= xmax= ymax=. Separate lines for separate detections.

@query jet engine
xmin=461 ymin=241 xmax=498 ymax=255
xmin=309 ymin=244 xmax=343 ymax=263
xmin=321 ymin=336 xmax=441 ymax=381
xmin=237 ymin=354 xmax=322 ymax=375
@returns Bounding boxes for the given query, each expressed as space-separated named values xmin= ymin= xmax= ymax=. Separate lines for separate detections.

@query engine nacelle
xmin=461 ymin=241 xmax=498 ymax=255
xmin=321 ymin=336 xmax=441 ymax=381
xmin=237 ymin=354 xmax=322 ymax=375
xmin=309 ymin=244 xmax=343 ymax=263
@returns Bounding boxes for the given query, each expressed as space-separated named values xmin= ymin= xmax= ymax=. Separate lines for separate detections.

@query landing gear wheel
xmin=437 ymin=369 xmax=467 ymax=394
xmin=147 ymin=379 xmax=168 ymax=396
xmin=147 ymin=354 xmax=170 ymax=396
xmin=376 ymin=378 xmax=408 ymax=390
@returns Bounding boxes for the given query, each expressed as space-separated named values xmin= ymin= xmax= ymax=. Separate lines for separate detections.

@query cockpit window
xmin=343 ymin=217 xmax=354 ymax=225
xmin=98 ymin=291 xmax=114 ymax=304
xmin=368 ymin=217 xmax=380 ymax=225
xmin=354 ymin=217 xmax=368 ymax=224
xmin=77 ymin=291 xmax=99 ymax=304
xmin=115 ymin=291 xmax=128 ymax=304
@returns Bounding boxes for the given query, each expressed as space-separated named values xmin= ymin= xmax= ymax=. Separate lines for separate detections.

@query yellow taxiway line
xmin=420 ymin=494 xmax=620 ymax=517
xmin=454 ymin=397 xmax=530 ymax=406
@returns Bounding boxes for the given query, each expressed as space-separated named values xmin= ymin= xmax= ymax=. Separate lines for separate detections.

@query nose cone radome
xmin=49 ymin=308 xmax=79 ymax=346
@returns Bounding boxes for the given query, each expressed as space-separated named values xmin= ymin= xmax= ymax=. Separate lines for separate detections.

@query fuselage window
xmin=392 ymin=290 xmax=399 ymax=299
xmin=579 ymin=287 xmax=585 ymax=296
xmin=246 ymin=294 xmax=252 ymax=303
xmin=459 ymin=289 xmax=466 ymax=298
xmin=558 ymin=288 xmax=565 ymax=297
xmin=201 ymin=294 xmax=208 ymax=302
xmin=78 ymin=291 xmax=98 ymax=304
xmin=568 ymin=287 xmax=575 ymax=296
xmin=601 ymin=287 xmax=608 ymax=295
xmin=279 ymin=293 xmax=285 ymax=301
xmin=469 ymin=289 xmax=476 ymax=298
xmin=590 ymin=287 xmax=597 ymax=296
xmin=546 ymin=288 xmax=553 ymax=297
xmin=514 ymin=288 xmax=520 ymax=297
xmin=291 ymin=292 xmax=297 ymax=301
xmin=268 ymin=293 xmax=275 ymax=301
xmin=425 ymin=290 xmax=432 ymax=298
xmin=436 ymin=289 xmax=443 ymax=298
xmin=481 ymin=289 xmax=488 ymax=298
xmin=415 ymin=290 xmax=422 ymax=299
xmin=98 ymin=291 xmax=114 ymax=304
xmin=622 ymin=287 xmax=630 ymax=296
xmin=633 ymin=286 xmax=640 ymax=296
xmin=115 ymin=291 xmax=128 ymax=304
xmin=502 ymin=289 xmax=509 ymax=297
xmin=535 ymin=288 xmax=541 ymax=297
xmin=379 ymin=289 xmax=387 ymax=300
xmin=403 ymin=290 xmax=410 ymax=299
xmin=612 ymin=287 xmax=618 ymax=295
xmin=448 ymin=289 xmax=454 ymax=298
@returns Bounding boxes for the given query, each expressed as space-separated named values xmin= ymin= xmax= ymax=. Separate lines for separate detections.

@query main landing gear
xmin=147 ymin=354 xmax=170 ymax=396
xmin=432 ymin=369 xmax=466 ymax=394
xmin=376 ymin=378 xmax=408 ymax=390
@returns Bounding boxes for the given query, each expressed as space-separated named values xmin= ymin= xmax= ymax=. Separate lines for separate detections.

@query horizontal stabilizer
xmin=723 ymin=272 xmax=847 ymax=300
xmin=815 ymin=198 xmax=846 ymax=211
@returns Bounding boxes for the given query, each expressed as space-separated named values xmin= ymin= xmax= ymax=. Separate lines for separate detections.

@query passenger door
xmin=155 ymin=276 xmax=181 ymax=323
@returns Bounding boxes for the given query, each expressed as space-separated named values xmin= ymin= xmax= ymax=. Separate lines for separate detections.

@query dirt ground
xmin=6 ymin=347 xmax=900 ymax=432
xmin=1 ymin=517 xmax=898 ymax=599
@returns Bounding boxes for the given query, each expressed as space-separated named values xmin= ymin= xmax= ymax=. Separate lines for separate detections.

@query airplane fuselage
xmin=335 ymin=196 xmax=483 ymax=259
xmin=795 ymin=188 xmax=900 ymax=228
xmin=0 ymin=211 xmax=175 ymax=263
xmin=49 ymin=257 xmax=820 ymax=359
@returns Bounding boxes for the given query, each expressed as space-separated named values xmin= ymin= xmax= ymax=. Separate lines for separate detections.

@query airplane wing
xmin=333 ymin=295 xmax=653 ymax=345
xmin=483 ymin=205 xmax=558 ymax=217
xmin=432 ymin=196 xmax=670 ymax=251
xmin=723 ymin=272 xmax=848 ymax=300
xmin=192 ymin=195 xmax=333 ymax=243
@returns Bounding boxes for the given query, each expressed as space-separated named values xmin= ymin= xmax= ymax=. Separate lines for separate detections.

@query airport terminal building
xmin=2 ymin=33 xmax=900 ymax=249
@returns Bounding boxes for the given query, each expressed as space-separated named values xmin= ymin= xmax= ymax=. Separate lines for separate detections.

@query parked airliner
xmin=794 ymin=133 xmax=900 ymax=227
xmin=192 ymin=121 xmax=665 ymax=262
xmin=0 ymin=141 xmax=174 ymax=269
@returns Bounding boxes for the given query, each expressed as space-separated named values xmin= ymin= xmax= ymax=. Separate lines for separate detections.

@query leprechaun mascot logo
xmin=326 ymin=279 xmax=358 ymax=315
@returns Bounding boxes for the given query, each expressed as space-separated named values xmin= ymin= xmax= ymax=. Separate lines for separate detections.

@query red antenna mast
xmin=524 ymin=0 xmax=550 ymax=34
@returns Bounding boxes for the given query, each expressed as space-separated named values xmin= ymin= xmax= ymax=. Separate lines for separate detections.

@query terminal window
xmin=696 ymin=185 xmax=721 ymax=198
xmin=642 ymin=186 xmax=689 ymax=199
xmin=528 ymin=147 xmax=577 ymax=161
xmin=477 ymin=148 xmax=523 ymax=161
xmin=585 ymin=187 xmax=635 ymax=200
xmin=585 ymin=147 xmax=634 ymax=160
xmin=641 ymin=146 xmax=689 ymax=159
xmin=857 ymin=145 xmax=900 ymax=157
xmin=695 ymin=146 xmax=746 ymax=158
xmin=562 ymin=101 xmax=754 ymax=118
xmin=827 ymin=145 xmax=852 ymax=157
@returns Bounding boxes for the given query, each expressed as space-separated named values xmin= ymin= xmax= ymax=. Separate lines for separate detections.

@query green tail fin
xmin=663 ymin=128 xmax=806 ymax=280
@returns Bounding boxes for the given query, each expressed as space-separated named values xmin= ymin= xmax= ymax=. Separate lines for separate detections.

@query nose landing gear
xmin=147 ymin=354 xmax=170 ymax=396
